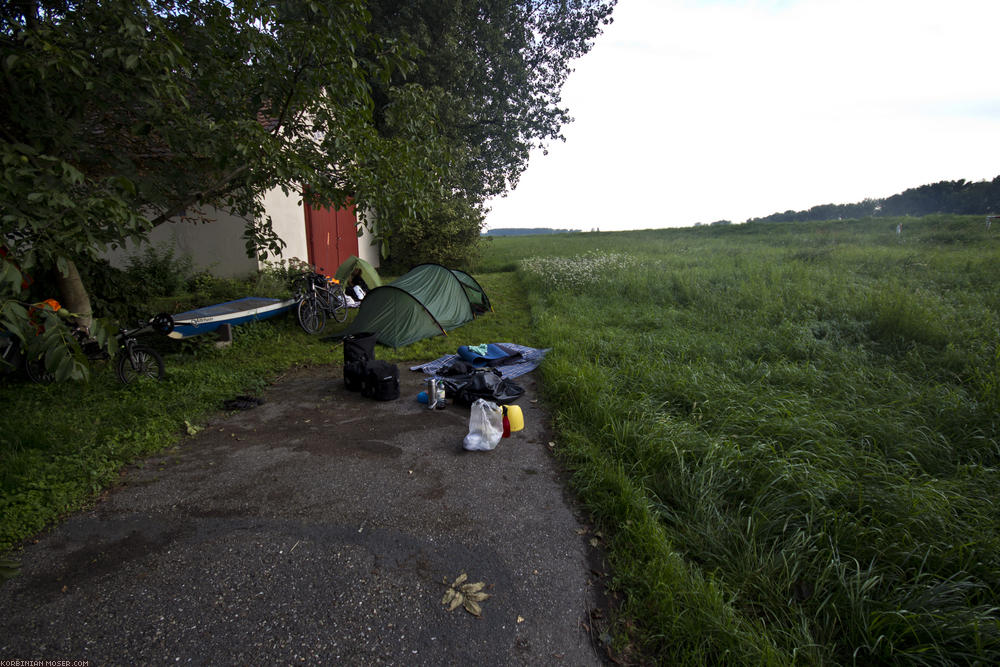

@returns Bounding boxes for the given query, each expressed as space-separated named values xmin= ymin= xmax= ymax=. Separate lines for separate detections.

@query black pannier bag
xmin=344 ymin=360 xmax=366 ymax=392
xmin=360 ymin=360 xmax=400 ymax=401
xmin=343 ymin=331 xmax=378 ymax=391
xmin=343 ymin=331 xmax=378 ymax=364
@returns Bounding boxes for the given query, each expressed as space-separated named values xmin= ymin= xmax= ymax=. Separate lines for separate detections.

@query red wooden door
xmin=303 ymin=202 xmax=359 ymax=274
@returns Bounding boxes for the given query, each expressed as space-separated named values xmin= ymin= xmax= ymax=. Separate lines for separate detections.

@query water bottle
xmin=435 ymin=381 xmax=447 ymax=409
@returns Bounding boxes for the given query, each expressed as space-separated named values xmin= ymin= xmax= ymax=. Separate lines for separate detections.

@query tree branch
xmin=147 ymin=164 xmax=250 ymax=227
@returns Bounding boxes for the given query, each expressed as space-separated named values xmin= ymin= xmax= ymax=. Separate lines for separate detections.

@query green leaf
xmin=61 ymin=162 xmax=84 ymax=184
xmin=91 ymin=319 xmax=117 ymax=357
xmin=0 ymin=258 xmax=23 ymax=293
xmin=0 ymin=311 xmax=29 ymax=344
xmin=54 ymin=353 xmax=75 ymax=382
xmin=44 ymin=342 xmax=64 ymax=371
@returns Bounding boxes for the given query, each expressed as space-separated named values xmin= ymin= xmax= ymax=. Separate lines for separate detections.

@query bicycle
xmin=0 ymin=328 xmax=24 ymax=377
xmin=291 ymin=269 xmax=347 ymax=334
xmin=20 ymin=313 xmax=174 ymax=384
xmin=111 ymin=313 xmax=174 ymax=384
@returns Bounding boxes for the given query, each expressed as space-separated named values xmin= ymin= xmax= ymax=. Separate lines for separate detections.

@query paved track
xmin=1 ymin=364 xmax=607 ymax=665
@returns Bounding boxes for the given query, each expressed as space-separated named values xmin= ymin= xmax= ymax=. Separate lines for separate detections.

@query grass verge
xmin=506 ymin=216 xmax=1000 ymax=664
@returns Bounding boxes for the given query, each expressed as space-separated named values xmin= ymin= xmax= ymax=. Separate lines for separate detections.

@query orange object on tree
xmin=37 ymin=298 xmax=62 ymax=312
xmin=27 ymin=299 xmax=64 ymax=333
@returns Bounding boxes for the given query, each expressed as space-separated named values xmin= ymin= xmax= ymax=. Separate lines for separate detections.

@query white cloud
xmin=485 ymin=0 xmax=1000 ymax=231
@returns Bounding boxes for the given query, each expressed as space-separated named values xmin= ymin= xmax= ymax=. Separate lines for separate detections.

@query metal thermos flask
xmin=427 ymin=378 xmax=438 ymax=409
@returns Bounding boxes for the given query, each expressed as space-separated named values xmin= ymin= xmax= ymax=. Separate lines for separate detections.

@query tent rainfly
xmin=450 ymin=268 xmax=492 ymax=314
xmin=334 ymin=255 xmax=382 ymax=289
xmin=343 ymin=263 xmax=490 ymax=347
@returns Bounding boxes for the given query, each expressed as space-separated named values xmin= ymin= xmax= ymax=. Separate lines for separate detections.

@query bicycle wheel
xmin=116 ymin=346 xmax=165 ymax=384
xmin=24 ymin=354 xmax=54 ymax=384
xmin=0 ymin=334 xmax=24 ymax=377
xmin=329 ymin=289 xmax=348 ymax=323
xmin=297 ymin=297 xmax=326 ymax=334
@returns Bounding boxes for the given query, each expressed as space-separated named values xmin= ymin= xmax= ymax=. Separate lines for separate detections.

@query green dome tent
xmin=343 ymin=264 xmax=490 ymax=347
xmin=450 ymin=268 xmax=492 ymax=314
xmin=333 ymin=255 xmax=382 ymax=289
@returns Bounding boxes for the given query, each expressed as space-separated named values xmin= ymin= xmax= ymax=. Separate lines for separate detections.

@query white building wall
xmin=104 ymin=189 xmax=379 ymax=277
xmin=104 ymin=207 xmax=258 ymax=279
xmin=261 ymin=187 xmax=309 ymax=265
xmin=356 ymin=209 xmax=380 ymax=268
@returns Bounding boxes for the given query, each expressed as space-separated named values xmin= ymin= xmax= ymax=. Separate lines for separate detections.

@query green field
xmin=487 ymin=215 xmax=1000 ymax=664
xmin=2 ymin=214 xmax=999 ymax=664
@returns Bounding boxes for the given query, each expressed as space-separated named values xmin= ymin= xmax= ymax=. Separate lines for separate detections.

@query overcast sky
xmin=484 ymin=0 xmax=1000 ymax=232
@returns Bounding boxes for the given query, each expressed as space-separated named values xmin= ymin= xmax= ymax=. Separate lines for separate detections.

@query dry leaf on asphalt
xmin=442 ymin=573 xmax=490 ymax=616
xmin=463 ymin=598 xmax=482 ymax=616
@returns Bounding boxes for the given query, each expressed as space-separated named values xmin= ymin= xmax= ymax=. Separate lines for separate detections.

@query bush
xmin=72 ymin=256 xmax=153 ymax=324
xmin=124 ymin=244 xmax=193 ymax=296
xmin=383 ymin=196 xmax=484 ymax=272
xmin=252 ymin=258 xmax=311 ymax=297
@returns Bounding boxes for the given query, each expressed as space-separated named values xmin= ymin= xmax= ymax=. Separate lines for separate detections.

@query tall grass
xmin=511 ymin=216 xmax=1000 ymax=664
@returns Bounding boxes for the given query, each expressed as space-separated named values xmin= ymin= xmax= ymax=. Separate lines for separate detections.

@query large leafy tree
xmin=0 ymin=0 xmax=616 ymax=379
xmin=366 ymin=0 xmax=617 ymax=268
xmin=1 ymin=0 xmax=447 ymax=379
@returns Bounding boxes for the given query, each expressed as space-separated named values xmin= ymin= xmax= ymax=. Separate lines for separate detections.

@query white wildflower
xmin=519 ymin=251 xmax=636 ymax=293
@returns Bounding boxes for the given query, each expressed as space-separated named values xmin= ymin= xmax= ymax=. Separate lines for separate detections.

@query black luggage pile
xmin=343 ymin=332 xmax=399 ymax=401
xmin=433 ymin=358 xmax=525 ymax=406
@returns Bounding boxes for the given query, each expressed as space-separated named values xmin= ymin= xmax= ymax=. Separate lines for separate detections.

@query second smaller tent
xmin=334 ymin=255 xmax=382 ymax=289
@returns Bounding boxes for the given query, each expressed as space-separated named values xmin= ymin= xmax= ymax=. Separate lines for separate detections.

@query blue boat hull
xmin=169 ymin=297 xmax=296 ymax=339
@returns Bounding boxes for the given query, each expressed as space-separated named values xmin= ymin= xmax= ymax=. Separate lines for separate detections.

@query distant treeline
xmin=748 ymin=176 xmax=1000 ymax=223
xmin=484 ymin=227 xmax=580 ymax=236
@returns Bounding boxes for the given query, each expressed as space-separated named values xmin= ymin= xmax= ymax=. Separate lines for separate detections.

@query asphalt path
xmin=0 ymin=364 xmax=609 ymax=665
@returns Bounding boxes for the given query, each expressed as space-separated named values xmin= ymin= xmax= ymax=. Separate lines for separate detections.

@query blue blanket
xmin=410 ymin=343 xmax=549 ymax=379
xmin=457 ymin=343 xmax=519 ymax=366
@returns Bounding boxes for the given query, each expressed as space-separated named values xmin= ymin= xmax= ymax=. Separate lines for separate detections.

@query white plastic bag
xmin=463 ymin=399 xmax=503 ymax=451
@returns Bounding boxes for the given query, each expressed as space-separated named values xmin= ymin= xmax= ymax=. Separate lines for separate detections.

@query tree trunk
xmin=55 ymin=259 xmax=93 ymax=329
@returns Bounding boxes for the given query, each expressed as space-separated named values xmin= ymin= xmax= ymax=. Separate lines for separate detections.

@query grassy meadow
xmin=484 ymin=215 xmax=1000 ymax=664
xmin=2 ymin=213 xmax=998 ymax=664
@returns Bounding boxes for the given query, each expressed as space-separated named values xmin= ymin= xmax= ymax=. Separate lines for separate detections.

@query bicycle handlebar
xmin=120 ymin=313 xmax=174 ymax=338
xmin=291 ymin=271 xmax=340 ymax=287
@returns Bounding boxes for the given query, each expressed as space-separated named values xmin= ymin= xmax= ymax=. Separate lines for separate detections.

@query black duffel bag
xmin=443 ymin=368 xmax=524 ymax=406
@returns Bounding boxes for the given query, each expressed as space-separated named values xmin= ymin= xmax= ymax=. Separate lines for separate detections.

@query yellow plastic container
xmin=505 ymin=404 xmax=524 ymax=432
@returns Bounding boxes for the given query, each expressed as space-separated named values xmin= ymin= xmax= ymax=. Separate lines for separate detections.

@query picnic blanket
xmin=410 ymin=343 xmax=549 ymax=380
